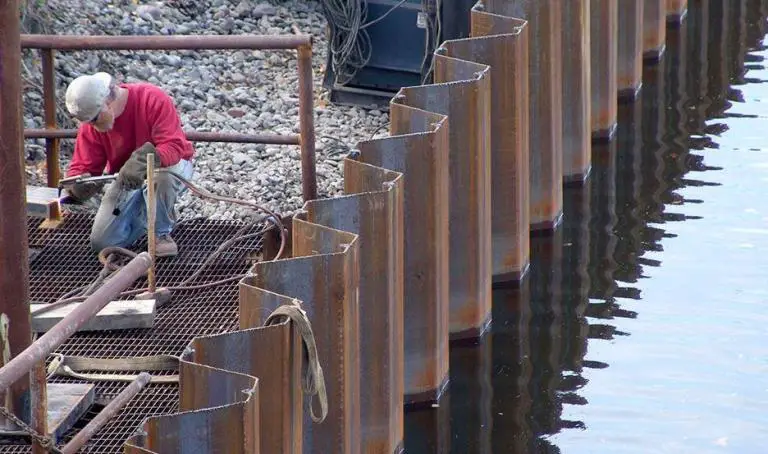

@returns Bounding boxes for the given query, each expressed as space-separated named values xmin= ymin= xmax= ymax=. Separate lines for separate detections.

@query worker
xmin=60 ymin=71 xmax=195 ymax=257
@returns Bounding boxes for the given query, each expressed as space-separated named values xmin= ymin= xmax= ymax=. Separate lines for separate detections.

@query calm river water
xmin=404 ymin=1 xmax=768 ymax=453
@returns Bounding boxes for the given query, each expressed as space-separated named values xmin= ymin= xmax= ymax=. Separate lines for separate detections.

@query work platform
xmin=0 ymin=212 xmax=264 ymax=453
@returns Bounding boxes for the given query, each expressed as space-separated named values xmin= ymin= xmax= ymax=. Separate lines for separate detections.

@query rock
xmin=252 ymin=2 xmax=277 ymax=18
xmin=234 ymin=0 xmax=253 ymax=19
xmin=206 ymin=111 xmax=227 ymax=122
xmin=232 ymin=152 xmax=248 ymax=166
xmin=136 ymin=5 xmax=163 ymax=21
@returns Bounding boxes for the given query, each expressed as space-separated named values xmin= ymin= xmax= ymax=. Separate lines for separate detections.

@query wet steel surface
xmin=590 ymin=0 xmax=619 ymax=140
xmin=489 ymin=0 xmax=564 ymax=230
xmin=644 ymin=0 xmax=668 ymax=61
xmin=467 ymin=5 xmax=531 ymax=283
xmin=308 ymin=157 xmax=405 ymax=453
xmin=403 ymin=0 xmax=768 ymax=452
xmin=617 ymin=0 xmax=644 ymax=99
xmin=358 ymin=103 xmax=450 ymax=405
xmin=561 ymin=0 xmax=591 ymax=183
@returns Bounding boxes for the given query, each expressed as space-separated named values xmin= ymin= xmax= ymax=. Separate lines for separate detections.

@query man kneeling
xmin=61 ymin=72 xmax=195 ymax=257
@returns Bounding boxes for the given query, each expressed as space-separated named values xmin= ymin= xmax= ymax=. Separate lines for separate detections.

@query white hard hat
xmin=64 ymin=72 xmax=113 ymax=121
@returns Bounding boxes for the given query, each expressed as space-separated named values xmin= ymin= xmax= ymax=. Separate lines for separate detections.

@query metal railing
xmin=20 ymin=33 xmax=318 ymax=203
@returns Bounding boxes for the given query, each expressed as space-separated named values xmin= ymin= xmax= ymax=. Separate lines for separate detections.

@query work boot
xmin=155 ymin=235 xmax=178 ymax=258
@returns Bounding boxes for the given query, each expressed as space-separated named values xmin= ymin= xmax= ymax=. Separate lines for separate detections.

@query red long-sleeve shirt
xmin=66 ymin=82 xmax=195 ymax=177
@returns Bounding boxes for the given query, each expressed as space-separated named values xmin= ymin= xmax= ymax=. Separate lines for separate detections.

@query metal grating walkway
xmin=1 ymin=212 xmax=265 ymax=453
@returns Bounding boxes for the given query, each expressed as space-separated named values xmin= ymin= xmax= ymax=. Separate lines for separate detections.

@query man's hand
xmin=64 ymin=172 xmax=103 ymax=202
xmin=117 ymin=142 xmax=160 ymax=191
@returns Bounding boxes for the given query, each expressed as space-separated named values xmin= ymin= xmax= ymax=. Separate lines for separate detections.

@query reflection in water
xmin=404 ymin=1 xmax=768 ymax=452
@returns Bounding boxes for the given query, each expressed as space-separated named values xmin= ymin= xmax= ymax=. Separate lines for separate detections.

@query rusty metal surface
xmin=0 ymin=0 xmax=33 ymax=424
xmin=644 ymin=0 xmax=668 ymax=61
xmin=280 ymin=157 xmax=406 ymax=453
xmin=24 ymin=128 xmax=301 ymax=145
xmin=667 ymin=0 xmax=689 ymax=24
xmin=617 ymin=0 xmax=644 ymax=100
xmin=590 ymin=0 xmax=618 ymax=140
xmin=467 ymin=5 xmax=531 ymax=283
xmin=355 ymin=103 xmax=450 ymax=405
xmin=489 ymin=0 xmax=563 ymax=230
xmin=41 ymin=49 xmax=60 ymax=189
xmin=30 ymin=363 xmax=47 ymax=454
xmin=237 ymin=289 xmax=303 ymax=454
xmin=408 ymin=46 xmax=492 ymax=339
xmin=561 ymin=0 xmax=592 ymax=182
xmin=297 ymin=45 xmax=318 ymax=202
xmin=20 ymin=33 xmax=311 ymax=50
xmin=240 ymin=217 xmax=361 ymax=454
xmin=125 ymin=355 xmax=259 ymax=453
xmin=125 ymin=318 xmax=303 ymax=453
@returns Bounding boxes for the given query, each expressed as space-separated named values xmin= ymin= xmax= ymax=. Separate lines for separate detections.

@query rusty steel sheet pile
xmin=486 ymin=0 xmax=564 ymax=231
xmin=124 ymin=317 xmax=303 ymax=453
xmin=354 ymin=106 xmax=450 ymax=409
xmin=466 ymin=4 xmax=531 ymax=283
xmin=561 ymin=0 xmax=592 ymax=183
xmin=617 ymin=0 xmax=644 ymax=100
xmin=644 ymin=0 xmax=668 ymax=61
xmin=239 ymin=217 xmax=362 ymax=454
xmin=590 ymin=0 xmax=619 ymax=140
xmin=667 ymin=0 xmax=689 ymax=25
xmin=403 ymin=47 xmax=494 ymax=340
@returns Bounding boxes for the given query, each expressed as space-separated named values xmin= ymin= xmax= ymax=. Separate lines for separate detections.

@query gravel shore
xmin=22 ymin=0 xmax=390 ymax=222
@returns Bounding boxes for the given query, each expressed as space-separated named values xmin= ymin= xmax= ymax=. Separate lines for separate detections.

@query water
xmin=403 ymin=1 xmax=768 ymax=453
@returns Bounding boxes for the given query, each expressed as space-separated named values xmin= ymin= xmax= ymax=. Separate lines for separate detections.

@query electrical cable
xmin=320 ymin=0 xmax=410 ymax=85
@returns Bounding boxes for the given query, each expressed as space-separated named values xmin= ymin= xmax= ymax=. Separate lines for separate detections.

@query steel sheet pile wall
xmin=644 ymin=0 xmax=668 ymax=60
xmin=111 ymin=0 xmax=691 ymax=452
xmin=591 ymin=0 xmax=618 ymax=140
xmin=617 ymin=0 xmax=644 ymax=100
xmin=487 ymin=0 xmax=563 ymax=230
xmin=561 ymin=0 xmax=592 ymax=182
xmin=667 ymin=0 xmax=689 ymax=25
xmin=123 ymin=319 xmax=304 ymax=453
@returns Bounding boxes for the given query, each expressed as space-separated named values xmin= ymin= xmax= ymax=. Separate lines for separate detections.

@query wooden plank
xmin=47 ymin=383 xmax=96 ymax=442
xmin=30 ymin=300 xmax=157 ymax=333
xmin=26 ymin=185 xmax=60 ymax=218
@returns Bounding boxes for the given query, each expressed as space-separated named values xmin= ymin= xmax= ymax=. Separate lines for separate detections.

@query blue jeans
xmin=90 ymin=159 xmax=194 ymax=252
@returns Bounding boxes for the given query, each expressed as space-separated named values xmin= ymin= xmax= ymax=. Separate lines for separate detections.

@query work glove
xmin=62 ymin=172 xmax=103 ymax=203
xmin=117 ymin=142 xmax=161 ymax=191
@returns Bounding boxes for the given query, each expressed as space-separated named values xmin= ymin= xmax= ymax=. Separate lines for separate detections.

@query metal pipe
xmin=0 ymin=0 xmax=34 ymax=423
xmin=61 ymin=372 xmax=151 ymax=454
xmin=297 ymin=44 xmax=318 ymax=202
xmin=0 ymin=252 xmax=153 ymax=391
xmin=42 ymin=49 xmax=60 ymax=188
xmin=24 ymin=128 xmax=301 ymax=145
xmin=21 ymin=34 xmax=311 ymax=51
xmin=30 ymin=362 xmax=47 ymax=454
xmin=146 ymin=154 xmax=157 ymax=293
